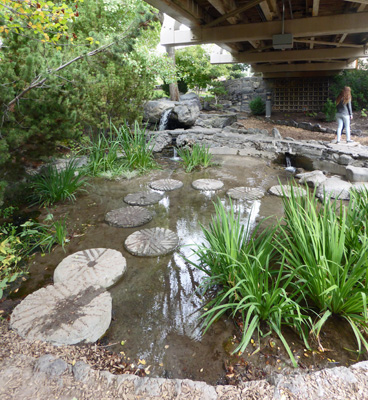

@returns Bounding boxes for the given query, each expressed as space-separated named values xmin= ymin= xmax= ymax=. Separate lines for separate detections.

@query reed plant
xmin=277 ymin=185 xmax=368 ymax=353
xmin=176 ymin=143 xmax=214 ymax=172
xmin=186 ymin=199 xmax=311 ymax=366
xmin=85 ymin=122 xmax=158 ymax=177
xmin=30 ymin=159 xmax=89 ymax=207
xmin=111 ymin=122 xmax=158 ymax=172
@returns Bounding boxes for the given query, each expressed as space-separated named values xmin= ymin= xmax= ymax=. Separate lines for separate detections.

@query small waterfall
xmin=170 ymin=147 xmax=181 ymax=161
xmin=285 ymin=154 xmax=296 ymax=173
xmin=158 ymin=109 xmax=172 ymax=131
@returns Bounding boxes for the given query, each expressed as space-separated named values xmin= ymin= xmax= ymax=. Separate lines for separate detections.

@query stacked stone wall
xmin=219 ymin=76 xmax=268 ymax=112
xmin=219 ymin=77 xmax=332 ymax=113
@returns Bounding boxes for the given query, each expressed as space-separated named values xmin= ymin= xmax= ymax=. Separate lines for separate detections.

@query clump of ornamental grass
xmin=30 ymin=158 xmax=89 ymax=207
xmin=84 ymin=122 xmax=158 ymax=177
xmin=185 ymin=198 xmax=311 ymax=367
xmin=276 ymin=185 xmax=368 ymax=354
xmin=176 ymin=143 xmax=214 ymax=173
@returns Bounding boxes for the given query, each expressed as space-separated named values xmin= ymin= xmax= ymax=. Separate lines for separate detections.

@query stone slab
xmin=346 ymin=165 xmax=368 ymax=183
xmin=296 ymin=170 xmax=327 ymax=188
xmin=316 ymin=176 xmax=352 ymax=200
xmin=125 ymin=228 xmax=179 ymax=257
xmin=105 ymin=206 xmax=152 ymax=228
xmin=268 ymin=185 xmax=308 ymax=198
xmin=124 ymin=191 xmax=163 ymax=206
xmin=10 ymin=282 xmax=112 ymax=345
xmin=149 ymin=179 xmax=183 ymax=191
xmin=54 ymin=248 xmax=126 ymax=288
xmin=227 ymin=186 xmax=264 ymax=201
xmin=192 ymin=179 xmax=224 ymax=191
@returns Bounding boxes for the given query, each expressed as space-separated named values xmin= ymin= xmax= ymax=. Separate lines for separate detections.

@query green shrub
xmin=0 ymin=208 xmax=68 ymax=298
xmin=249 ymin=97 xmax=265 ymax=115
xmin=322 ymin=99 xmax=336 ymax=122
xmin=330 ymin=69 xmax=368 ymax=111
xmin=176 ymin=143 xmax=214 ymax=172
xmin=30 ymin=159 xmax=89 ymax=207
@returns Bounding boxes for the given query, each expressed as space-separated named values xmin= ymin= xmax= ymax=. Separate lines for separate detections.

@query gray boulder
xmin=316 ymin=176 xmax=351 ymax=200
xmin=169 ymin=102 xmax=200 ymax=128
xmin=272 ymin=127 xmax=282 ymax=139
xmin=346 ymin=165 xmax=368 ymax=183
xmin=180 ymin=92 xmax=202 ymax=110
xmin=143 ymin=99 xmax=175 ymax=124
xmin=296 ymin=170 xmax=327 ymax=188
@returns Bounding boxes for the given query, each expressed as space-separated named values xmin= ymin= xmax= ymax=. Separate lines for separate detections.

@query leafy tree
xmin=0 ymin=0 xmax=77 ymax=44
xmin=174 ymin=46 xmax=229 ymax=92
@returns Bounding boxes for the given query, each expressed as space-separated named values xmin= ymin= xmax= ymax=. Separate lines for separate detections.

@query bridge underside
xmin=145 ymin=0 xmax=368 ymax=77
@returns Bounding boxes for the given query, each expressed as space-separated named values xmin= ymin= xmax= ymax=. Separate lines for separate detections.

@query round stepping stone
xmin=105 ymin=206 xmax=152 ymax=228
xmin=227 ymin=187 xmax=264 ymax=201
xmin=268 ymin=185 xmax=307 ymax=198
xmin=125 ymin=228 xmax=179 ymax=257
xmin=10 ymin=281 xmax=112 ymax=345
xmin=149 ymin=179 xmax=183 ymax=191
xmin=192 ymin=179 xmax=224 ymax=191
xmin=54 ymin=248 xmax=126 ymax=288
xmin=124 ymin=191 xmax=163 ymax=206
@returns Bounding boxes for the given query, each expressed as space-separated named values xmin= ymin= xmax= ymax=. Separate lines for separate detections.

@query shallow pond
xmin=18 ymin=154 xmax=366 ymax=385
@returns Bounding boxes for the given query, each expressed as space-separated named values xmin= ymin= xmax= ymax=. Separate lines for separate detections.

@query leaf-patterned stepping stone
xmin=54 ymin=248 xmax=126 ymax=288
xmin=149 ymin=179 xmax=183 ymax=191
xmin=10 ymin=281 xmax=112 ymax=345
xmin=227 ymin=187 xmax=264 ymax=201
xmin=268 ymin=185 xmax=307 ymax=198
xmin=105 ymin=206 xmax=152 ymax=228
xmin=124 ymin=191 xmax=163 ymax=206
xmin=125 ymin=228 xmax=179 ymax=257
xmin=192 ymin=179 xmax=224 ymax=191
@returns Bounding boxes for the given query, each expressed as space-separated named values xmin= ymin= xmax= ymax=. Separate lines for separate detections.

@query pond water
xmin=17 ymin=154 xmax=366 ymax=385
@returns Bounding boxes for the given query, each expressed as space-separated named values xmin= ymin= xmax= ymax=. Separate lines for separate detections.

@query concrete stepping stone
xmin=54 ymin=248 xmax=126 ymax=288
xmin=316 ymin=176 xmax=351 ymax=200
xmin=10 ymin=281 xmax=112 ymax=345
xmin=192 ymin=179 xmax=224 ymax=191
xmin=124 ymin=191 xmax=163 ymax=206
xmin=125 ymin=228 xmax=179 ymax=256
xmin=268 ymin=185 xmax=307 ymax=198
xmin=149 ymin=179 xmax=183 ymax=191
xmin=105 ymin=206 xmax=152 ymax=228
xmin=227 ymin=186 xmax=264 ymax=201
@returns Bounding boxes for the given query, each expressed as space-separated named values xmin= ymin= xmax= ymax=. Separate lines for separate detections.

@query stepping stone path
xmin=125 ymin=228 xmax=179 ymax=256
xmin=149 ymin=178 xmax=183 ymax=191
xmin=268 ymin=185 xmax=308 ymax=198
xmin=124 ymin=191 xmax=163 ymax=206
xmin=192 ymin=179 xmax=224 ymax=191
xmin=105 ymin=206 xmax=152 ymax=228
xmin=54 ymin=248 xmax=126 ymax=289
xmin=227 ymin=186 xmax=264 ymax=201
xmin=10 ymin=281 xmax=112 ymax=345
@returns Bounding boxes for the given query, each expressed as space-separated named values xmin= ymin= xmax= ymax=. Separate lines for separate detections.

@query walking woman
xmin=335 ymin=86 xmax=353 ymax=143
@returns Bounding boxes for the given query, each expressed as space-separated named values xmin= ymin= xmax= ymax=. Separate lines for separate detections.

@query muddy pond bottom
xmin=20 ymin=155 xmax=366 ymax=385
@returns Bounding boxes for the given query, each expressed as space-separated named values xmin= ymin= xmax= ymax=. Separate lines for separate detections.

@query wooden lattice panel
xmin=272 ymin=79 xmax=330 ymax=113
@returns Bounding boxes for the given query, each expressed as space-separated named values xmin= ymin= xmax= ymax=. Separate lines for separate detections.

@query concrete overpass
xmin=145 ymin=0 xmax=368 ymax=77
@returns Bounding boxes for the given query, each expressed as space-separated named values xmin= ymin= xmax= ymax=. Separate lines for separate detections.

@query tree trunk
xmin=166 ymin=46 xmax=179 ymax=102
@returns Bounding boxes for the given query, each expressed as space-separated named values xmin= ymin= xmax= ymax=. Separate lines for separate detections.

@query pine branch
xmin=5 ymin=26 xmax=134 ymax=111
